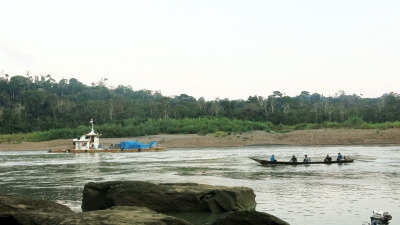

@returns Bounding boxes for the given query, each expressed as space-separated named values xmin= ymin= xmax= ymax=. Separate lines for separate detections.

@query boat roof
xmin=86 ymin=129 xmax=99 ymax=136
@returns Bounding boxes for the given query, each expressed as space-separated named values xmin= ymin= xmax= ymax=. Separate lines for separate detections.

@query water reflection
xmin=0 ymin=146 xmax=400 ymax=225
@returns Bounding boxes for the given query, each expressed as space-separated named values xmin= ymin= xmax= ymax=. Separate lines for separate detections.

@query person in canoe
xmin=289 ymin=155 xmax=298 ymax=162
xmin=337 ymin=153 xmax=344 ymax=161
xmin=270 ymin=154 xmax=277 ymax=162
xmin=324 ymin=155 xmax=332 ymax=162
xmin=303 ymin=155 xmax=311 ymax=162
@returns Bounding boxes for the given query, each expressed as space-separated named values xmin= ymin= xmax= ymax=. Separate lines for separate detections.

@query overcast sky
xmin=1 ymin=1 xmax=399 ymax=100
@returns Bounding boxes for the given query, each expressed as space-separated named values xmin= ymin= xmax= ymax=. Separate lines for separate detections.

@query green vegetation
xmin=1 ymin=117 xmax=400 ymax=143
xmin=0 ymin=74 xmax=399 ymax=143
xmin=0 ymin=118 xmax=270 ymax=143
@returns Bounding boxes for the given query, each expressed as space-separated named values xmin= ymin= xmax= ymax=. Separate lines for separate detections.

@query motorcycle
xmin=369 ymin=210 xmax=392 ymax=225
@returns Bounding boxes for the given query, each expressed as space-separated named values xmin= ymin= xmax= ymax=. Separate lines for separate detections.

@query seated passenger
xmin=289 ymin=155 xmax=297 ymax=162
xmin=324 ymin=155 xmax=332 ymax=162
xmin=270 ymin=154 xmax=277 ymax=162
xmin=303 ymin=155 xmax=311 ymax=162
xmin=337 ymin=153 xmax=344 ymax=161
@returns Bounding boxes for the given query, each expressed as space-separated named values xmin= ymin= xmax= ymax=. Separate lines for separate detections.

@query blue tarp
xmin=119 ymin=140 xmax=157 ymax=149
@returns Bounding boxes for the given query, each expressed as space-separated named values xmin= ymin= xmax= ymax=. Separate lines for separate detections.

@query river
xmin=0 ymin=145 xmax=399 ymax=225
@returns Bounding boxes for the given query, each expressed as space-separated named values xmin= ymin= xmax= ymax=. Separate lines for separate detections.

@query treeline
xmin=0 ymin=74 xmax=399 ymax=136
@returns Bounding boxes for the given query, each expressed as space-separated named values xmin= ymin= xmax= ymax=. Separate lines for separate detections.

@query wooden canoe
xmin=250 ymin=157 xmax=354 ymax=165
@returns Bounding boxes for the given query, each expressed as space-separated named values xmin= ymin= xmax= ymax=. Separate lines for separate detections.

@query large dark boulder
xmin=0 ymin=195 xmax=74 ymax=225
xmin=0 ymin=212 xmax=71 ymax=225
xmin=0 ymin=195 xmax=74 ymax=214
xmin=0 ymin=206 xmax=193 ymax=225
xmin=213 ymin=210 xmax=290 ymax=225
xmin=82 ymin=181 xmax=256 ymax=213
xmin=59 ymin=206 xmax=193 ymax=225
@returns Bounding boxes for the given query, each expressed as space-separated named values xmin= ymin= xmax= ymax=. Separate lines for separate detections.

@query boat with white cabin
xmin=48 ymin=119 xmax=165 ymax=153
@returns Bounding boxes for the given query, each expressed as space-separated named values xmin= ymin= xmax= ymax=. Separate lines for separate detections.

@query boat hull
xmin=48 ymin=147 xmax=165 ymax=153
xmin=250 ymin=157 xmax=354 ymax=165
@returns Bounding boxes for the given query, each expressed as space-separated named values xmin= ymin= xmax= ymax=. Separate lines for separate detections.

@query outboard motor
xmin=370 ymin=210 xmax=392 ymax=225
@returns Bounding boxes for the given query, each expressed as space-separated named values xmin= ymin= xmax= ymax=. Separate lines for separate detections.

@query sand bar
xmin=1 ymin=129 xmax=399 ymax=151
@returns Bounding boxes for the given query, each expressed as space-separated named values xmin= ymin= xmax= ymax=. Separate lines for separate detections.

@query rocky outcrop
xmin=0 ymin=194 xmax=74 ymax=225
xmin=213 ymin=210 xmax=290 ymax=225
xmin=0 ymin=212 xmax=71 ymax=225
xmin=1 ymin=183 xmax=290 ymax=225
xmin=82 ymin=181 xmax=256 ymax=213
xmin=0 ymin=194 xmax=74 ymax=214
xmin=0 ymin=205 xmax=192 ymax=225
xmin=59 ymin=206 xmax=192 ymax=225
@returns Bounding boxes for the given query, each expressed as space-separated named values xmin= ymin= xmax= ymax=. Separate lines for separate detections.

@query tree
xmin=220 ymin=99 xmax=237 ymax=117
xmin=8 ymin=75 xmax=31 ymax=99
xmin=211 ymin=97 xmax=221 ymax=117
xmin=176 ymin=94 xmax=196 ymax=102
xmin=67 ymin=78 xmax=86 ymax=95
xmin=96 ymin=77 xmax=108 ymax=87
xmin=197 ymin=97 xmax=208 ymax=112
xmin=298 ymin=91 xmax=310 ymax=108
xmin=377 ymin=96 xmax=385 ymax=121
xmin=241 ymin=101 xmax=259 ymax=121
xmin=57 ymin=78 xmax=68 ymax=96
xmin=311 ymin=103 xmax=320 ymax=123
xmin=273 ymin=91 xmax=283 ymax=98
xmin=22 ymin=90 xmax=41 ymax=115
xmin=282 ymin=103 xmax=290 ymax=116
xmin=43 ymin=74 xmax=55 ymax=91
xmin=338 ymin=104 xmax=346 ymax=122
xmin=257 ymin=96 xmax=270 ymax=116
xmin=247 ymin=95 xmax=258 ymax=104
xmin=160 ymin=97 xmax=171 ymax=119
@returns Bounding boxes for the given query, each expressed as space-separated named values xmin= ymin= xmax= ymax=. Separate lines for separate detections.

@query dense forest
xmin=0 ymin=73 xmax=399 ymax=139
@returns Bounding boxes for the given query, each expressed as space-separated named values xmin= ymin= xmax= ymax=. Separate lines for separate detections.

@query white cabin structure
xmin=72 ymin=119 xmax=101 ymax=150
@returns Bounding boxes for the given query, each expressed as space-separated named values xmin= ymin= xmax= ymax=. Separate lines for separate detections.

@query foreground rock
xmin=82 ymin=181 xmax=256 ymax=213
xmin=0 ymin=194 xmax=74 ymax=225
xmin=1 ymin=205 xmax=192 ymax=225
xmin=0 ymin=184 xmax=290 ymax=225
xmin=214 ymin=211 xmax=290 ymax=225
xmin=60 ymin=206 xmax=192 ymax=225
xmin=0 ymin=194 xmax=74 ymax=214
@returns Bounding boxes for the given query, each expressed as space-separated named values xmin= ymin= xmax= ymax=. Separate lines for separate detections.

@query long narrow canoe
xmin=250 ymin=157 xmax=354 ymax=165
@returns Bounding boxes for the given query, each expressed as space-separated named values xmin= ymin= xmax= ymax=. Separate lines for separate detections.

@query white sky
xmin=1 ymin=0 xmax=399 ymax=100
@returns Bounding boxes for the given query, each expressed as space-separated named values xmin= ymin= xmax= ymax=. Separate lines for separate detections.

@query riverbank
xmin=0 ymin=128 xmax=399 ymax=151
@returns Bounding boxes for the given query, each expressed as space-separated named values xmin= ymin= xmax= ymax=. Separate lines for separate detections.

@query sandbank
xmin=0 ymin=128 xmax=399 ymax=151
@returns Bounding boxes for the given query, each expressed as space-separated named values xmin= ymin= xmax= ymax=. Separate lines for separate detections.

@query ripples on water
xmin=1 ymin=145 xmax=399 ymax=225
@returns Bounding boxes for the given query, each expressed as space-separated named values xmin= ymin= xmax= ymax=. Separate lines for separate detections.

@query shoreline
xmin=1 ymin=128 xmax=400 ymax=151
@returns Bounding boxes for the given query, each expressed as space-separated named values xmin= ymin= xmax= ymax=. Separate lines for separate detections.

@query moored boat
xmin=250 ymin=157 xmax=354 ymax=165
xmin=48 ymin=119 xmax=165 ymax=153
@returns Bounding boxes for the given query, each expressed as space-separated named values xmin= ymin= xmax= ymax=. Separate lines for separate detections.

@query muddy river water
xmin=1 ymin=145 xmax=399 ymax=225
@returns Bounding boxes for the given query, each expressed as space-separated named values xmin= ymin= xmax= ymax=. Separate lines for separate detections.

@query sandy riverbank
xmin=0 ymin=128 xmax=399 ymax=151
xmin=0 ymin=129 xmax=400 ymax=151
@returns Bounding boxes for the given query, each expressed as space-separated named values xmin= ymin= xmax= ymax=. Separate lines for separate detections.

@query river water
xmin=1 ymin=145 xmax=399 ymax=225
